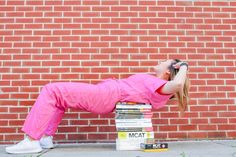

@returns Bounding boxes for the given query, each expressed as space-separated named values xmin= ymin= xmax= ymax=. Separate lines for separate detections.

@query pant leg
xmin=43 ymin=108 xmax=64 ymax=136
xmin=22 ymin=83 xmax=67 ymax=140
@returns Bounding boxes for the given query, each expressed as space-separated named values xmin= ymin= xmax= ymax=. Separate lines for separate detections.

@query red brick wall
xmin=0 ymin=0 xmax=236 ymax=144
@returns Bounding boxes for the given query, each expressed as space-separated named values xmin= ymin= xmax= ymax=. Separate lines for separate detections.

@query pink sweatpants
xmin=22 ymin=81 xmax=120 ymax=140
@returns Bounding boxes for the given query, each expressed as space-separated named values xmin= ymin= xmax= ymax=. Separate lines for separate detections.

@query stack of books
xmin=115 ymin=102 xmax=154 ymax=150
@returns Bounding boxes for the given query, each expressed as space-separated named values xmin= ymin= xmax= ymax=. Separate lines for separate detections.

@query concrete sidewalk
xmin=1 ymin=140 xmax=236 ymax=157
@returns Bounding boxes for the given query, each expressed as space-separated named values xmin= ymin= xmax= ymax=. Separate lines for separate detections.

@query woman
xmin=6 ymin=59 xmax=189 ymax=154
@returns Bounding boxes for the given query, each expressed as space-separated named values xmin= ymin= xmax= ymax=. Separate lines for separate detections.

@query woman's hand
xmin=173 ymin=62 xmax=188 ymax=70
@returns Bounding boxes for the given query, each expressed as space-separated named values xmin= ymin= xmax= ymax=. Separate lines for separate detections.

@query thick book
xmin=116 ymin=102 xmax=151 ymax=105
xmin=115 ymin=110 xmax=152 ymax=114
xmin=115 ymin=118 xmax=151 ymax=123
xmin=116 ymin=112 xmax=152 ymax=115
xmin=116 ymin=122 xmax=152 ymax=128
xmin=143 ymin=148 xmax=168 ymax=152
xmin=118 ymin=132 xmax=154 ymax=139
xmin=116 ymin=108 xmax=151 ymax=112
xmin=116 ymin=138 xmax=154 ymax=150
xmin=116 ymin=127 xmax=153 ymax=132
xmin=116 ymin=104 xmax=152 ymax=109
xmin=140 ymin=143 xmax=168 ymax=149
xmin=115 ymin=113 xmax=153 ymax=119
xmin=115 ymin=114 xmax=152 ymax=119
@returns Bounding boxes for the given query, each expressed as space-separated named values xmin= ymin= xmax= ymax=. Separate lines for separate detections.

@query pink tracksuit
xmin=22 ymin=73 xmax=172 ymax=140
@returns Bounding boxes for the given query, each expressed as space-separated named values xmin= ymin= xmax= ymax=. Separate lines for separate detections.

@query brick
xmin=0 ymin=113 xmax=18 ymax=119
xmin=200 ymin=112 xmax=217 ymax=118
xmin=190 ymin=105 xmax=208 ymax=112
xmin=182 ymin=112 xmax=199 ymax=118
xmin=216 ymin=37 xmax=232 ymax=42
xmin=20 ymin=87 xmax=39 ymax=93
xmin=208 ymin=132 xmax=226 ymax=138
xmin=90 ymin=120 xmax=108 ymax=125
xmin=160 ymin=112 xmax=179 ymax=118
xmin=217 ymin=73 xmax=234 ymax=79
xmin=88 ymin=134 xmax=107 ymax=140
xmin=168 ymin=42 xmax=185 ymax=47
xmin=157 ymin=1 xmax=174 ymax=6
xmin=9 ymin=120 xmax=24 ymax=126
xmin=102 ymin=12 xmax=119 ymax=17
xmin=210 ymin=118 xmax=228 ymax=124
xmin=0 ymin=106 xmax=8 ymax=112
xmin=169 ymin=132 xmax=187 ymax=139
xmin=130 ymin=42 xmax=148 ymax=47
xmin=0 ymin=128 xmax=16 ymax=133
xmin=208 ymin=92 xmax=226 ymax=98
xmin=191 ymin=119 xmax=208 ymax=124
xmin=222 ymin=8 xmax=236 ymax=12
xmin=186 ymin=30 xmax=204 ymax=36
xmin=179 ymin=125 xmax=197 ymax=131
xmin=226 ymin=80 xmax=236 ymax=85
xmin=79 ymin=126 xmax=97 ymax=132
xmin=12 ymin=81 xmax=30 ymax=86
xmin=58 ymin=126 xmax=77 ymax=133
xmin=7 ymin=1 xmax=24 ymax=5
xmin=217 ymin=86 xmax=235 ymax=92
xmin=158 ymin=24 xmax=175 ymax=29
xmin=2 ymin=87 xmax=18 ymax=93
xmin=170 ymin=119 xmax=188 ymax=125
xmin=218 ymin=125 xmax=236 ymax=130
xmin=199 ymin=125 xmax=217 ymax=131
xmin=42 ymin=74 xmax=60 ymax=79
xmin=121 ymin=61 xmax=139 ymax=66
xmin=214 ymin=25 xmax=231 ymax=30
xmin=68 ymin=134 xmax=87 ymax=140
xmin=188 ymin=132 xmax=207 ymax=139
xmin=213 ymin=13 xmax=230 ymax=18
xmin=227 ymin=132 xmax=236 ymax=138
xmin=159 ymin=126 xmax=177 ymax=132
xmin=204 ymin=19 xmax=221 ymax=24
xmin=219 ymin=112 xmax=236 ymax=117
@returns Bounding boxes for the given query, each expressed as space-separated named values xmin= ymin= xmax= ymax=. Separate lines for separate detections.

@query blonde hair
xmin=169 ymin=59 xmax=190 ymax=112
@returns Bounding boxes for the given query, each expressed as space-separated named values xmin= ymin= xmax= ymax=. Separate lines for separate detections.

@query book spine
xmin=118 ymin=132 xmax=154 ymax=139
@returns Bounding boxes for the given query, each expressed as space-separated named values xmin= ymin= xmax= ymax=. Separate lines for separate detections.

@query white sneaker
xmin=5 ymin=137 xmax=42 ymax=154
xmin=40 ymin=136 xmax=54 ymax=149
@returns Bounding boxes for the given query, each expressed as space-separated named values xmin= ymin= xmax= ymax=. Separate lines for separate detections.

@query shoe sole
xmin=40 ymin=143 xmax=54 ymax=149
xmin=41 ymin=146 xmax=54 ymax=149
xmin=6 ymin=148 xmax=43 ymax=154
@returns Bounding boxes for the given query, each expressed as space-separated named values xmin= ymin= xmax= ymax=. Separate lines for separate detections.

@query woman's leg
xmin=21 ymin=81 xmax=101 ymax=140
xmin=22 ymin=83 xmax=67 ymax=140
xmin=6 ymin=82 xmax=107 ymax=154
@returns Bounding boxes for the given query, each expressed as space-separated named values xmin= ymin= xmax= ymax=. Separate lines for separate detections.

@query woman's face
xmin=154 ymin=59 xmax=173 ymax=78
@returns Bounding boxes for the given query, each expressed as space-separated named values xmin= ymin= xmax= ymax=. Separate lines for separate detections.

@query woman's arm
xmin=159 ymin=63 xmax=188 ymax=94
